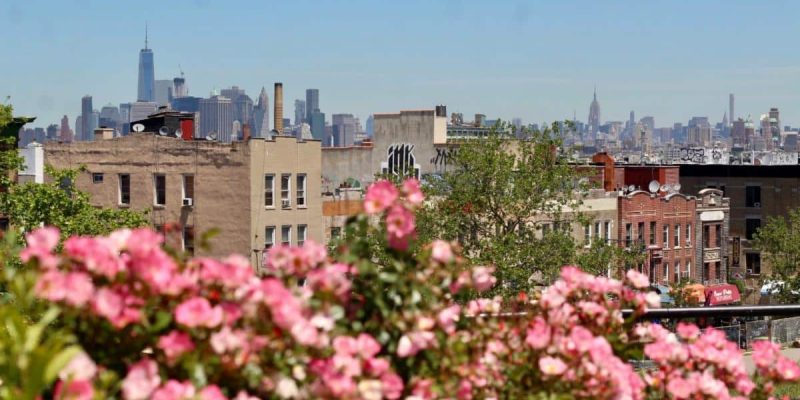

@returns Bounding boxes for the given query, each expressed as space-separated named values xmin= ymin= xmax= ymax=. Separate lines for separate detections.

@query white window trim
xmin=153 ymin=174 xmax=166 ymax=207
xmin=281 ymin=225 xmax=292 ymax=246
xmin=118 ymin=174 xmax=131 ymax=206
xmin=281 ymin=174 xmax=292 ymax=208
xmin=265 ymin=174 xmax=275 ymax=209
xmin=182 ymin=174 xmax=194 ymax=201
xmin=265 ymin=226 xmax=276 ymax=249
xmin=298 ymin=224 xmax=307 ymax=246
xmin=674 ymin=225 xmax=681 ymax=249
xmin=297 ymin=174 xmax=307 ymax=208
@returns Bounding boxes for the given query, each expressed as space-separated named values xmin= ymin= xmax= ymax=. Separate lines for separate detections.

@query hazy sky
xmin=4 ymin=0 xmax=800 ymax=128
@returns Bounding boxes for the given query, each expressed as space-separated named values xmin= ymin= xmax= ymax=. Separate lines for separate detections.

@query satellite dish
xmin=174 ymin=128 xmax=182 ymax=138
xmin=628 ymin=184 xmax=635 ymax=192
xmin=673 ymin=183 xmax=681 ymax=192
xmin=648 ymin=180 xmax=660 ymax=193
xmin=158 ymin=126 xmax=170 ymax=136
xmin=132 ymin=123 xmax=145 ymax=132
xmin=207 ymin=132 xmax=217 ymax=141
xmin=660 ymin=184 xmax=671 ymax=193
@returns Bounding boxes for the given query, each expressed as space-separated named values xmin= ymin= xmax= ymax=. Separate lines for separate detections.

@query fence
xmin=770 ymin=316 xmax=800 ymax=346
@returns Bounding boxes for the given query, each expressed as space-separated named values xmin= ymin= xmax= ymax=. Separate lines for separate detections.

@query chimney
xmin=274 ymin=83 xmax=283 ymax=134
xmin=94 ymin=127 xmax=114 ymax=140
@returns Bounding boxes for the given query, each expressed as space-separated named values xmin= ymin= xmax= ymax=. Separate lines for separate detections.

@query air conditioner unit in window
xmin=182 ymin=198 xmax=193 ymax=207
xmin=754 ymin=202 xmax=761 ymax=208
xmin=282 ymin=199 xmax=291 ymax=208
xmin=747 ymin=269 xmax=753 ymax=274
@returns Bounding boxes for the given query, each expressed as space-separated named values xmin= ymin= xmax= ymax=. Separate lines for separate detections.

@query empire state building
xmin=587 ymin=88 xmax=600 ymax=142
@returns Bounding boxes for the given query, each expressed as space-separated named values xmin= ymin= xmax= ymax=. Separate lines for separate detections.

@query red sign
xmin=705 ymin=284 xmax=741 ymax=306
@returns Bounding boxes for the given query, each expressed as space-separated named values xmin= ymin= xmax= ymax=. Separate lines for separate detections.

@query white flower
xmin=275 ymin=377 xmax=299 ymax=399
xmin=357 ymin=380 xmax=383 ymax=400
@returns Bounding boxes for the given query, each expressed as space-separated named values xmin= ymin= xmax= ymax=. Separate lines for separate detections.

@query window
xmin=664 ymin=262 xmax=669 ymax=280
xmin=182 ymin=175 xmax=194 ymax=203
xmin=153 ymin=174 xmax=166 ymax=206
xmin=92 ymin=173 xmax=103 ymax=183
xmin=281 ymin=174 xmax=291 ymax=208
xmin=704 ymin=225 xmax=710 ymax=247
xmin=746 ymin=252 xmax=761 ymax=275
xmin=183 ymin=225 xmax=194 ymax=256
xmin=686 ymin=223 xmax=692 ymax=246
xmin=264 ymin=226 xmax=276 ymax=249
xmin=703 ymin=263 xmax=710 ymax=282
xmin=686 ymin=261 xmax=691 ymax=279
xmin=264 ymin=174 xmax=275 ymax=207
xmin=746 ymin=185 xmax=761 ymax=208
xmin=281 ymin=225 xmax=292 ymax=246
xmin=604 ymin=221 xmax=611 ymax=243
xmin=296 ymin=174 xmax=307 ymax=207
xmin=594 ymin=222 xmax=601 ymax=240
xmin=637 ymin=222 xmax=644 ymax=244
xmin=119 ymin=174 xmax=131 ymax=205
xmin=674 ymin=224 xmax=680 ymax=248
xmin=542 ymin=224 xmax=550 ymax=236
xmin=584 ymin=225 xmax=591 ymax=245
xmin=714 ymin=262 xmax=721 ymax=282
xmin=663 ymin=225 xmax=669 ymax=248
xmin=715 ymin=224 xmax=722 ymax=248
xmin=649 ymin=221 xmax=656 ymax=245
xmin=675 ymin=261 xmax=681 ymax=282
xmin=625 ymin=223 xmax=632 ymax=247
xmin=331 ymin=227 xmax=342 ymax=239
xmin=746 ymin=219 xmax=761 ymax=240
xmin=298 ymin=225 xmax=307 ymax=246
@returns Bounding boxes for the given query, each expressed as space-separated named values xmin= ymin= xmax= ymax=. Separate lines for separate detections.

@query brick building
xmin=44 ymin=132 xmax=323 ymax=268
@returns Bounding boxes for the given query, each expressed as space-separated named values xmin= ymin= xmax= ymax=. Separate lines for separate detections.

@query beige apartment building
xmin=44 ymin=133 xmax=322 ymax=268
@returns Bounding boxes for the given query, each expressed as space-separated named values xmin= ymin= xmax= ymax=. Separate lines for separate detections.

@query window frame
xmin=182 ymin=225 xmax=195 ymax=255
xmin=182 ymin=174 xmax=194 ymax=202
xmin=662 ymin=225 xmax=669 ymax=248
xmin=298 ymin=224 xmax=307 ymax=246
xmin=584 ymin=224 xmax=591 ymax=246
xmin=674 ymin=224 xmax=681 ymax=249
xmin=686 ymin=223 xmax=692 ymax=247
xmin=281 ymin=225 xmax=292 ymax=246
xmin=265 ymin=174 xmax=275 ymax=208
xmin=637 ymin=222 xmax=644 ymax=244
xmin=625 ymin=223 xmax=632 ymax=248
xmin=296 ymin=174 xmax=307 ymax=208
xmin=153 ymin=174 xmax=166 ymax=207
xmin=649 ymin=221 xmax=656 ymax=245
xmin=746 ymin=185 xmax=761 ymax=208
xmin=281 ymin=174 xmax=291 ymax=208
xmin=746 ymin=218 xmax=761 ymax=240
xmin=264 ymin=226 xmax=276 ymax=249
xmin=119 ymin=173 xmax=131 ymax=206
xmin=92 ymin=173 xmax=104 ymax=184
xmin=604 ymin=221 xmax=612 ymax=243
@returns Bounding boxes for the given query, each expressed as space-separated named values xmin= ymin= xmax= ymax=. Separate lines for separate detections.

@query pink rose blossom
xmin=437 ymin=305 xmax=461 ymax=334
xmin=365 ymin=358 xmax=390 ymax=377
xmin=158 ymin=330 xmax=195 ymax=362
xmin=430 ymin=240 xmax=454 ymax=264
xmin=777 ymin=356 xmax=800 ymax=381
xmin=402 ymin=178 xmax=424 ymax=207
xmin=20 ymin=226 xmax=60 ymax=269
xmin=364 ymin=180 xmax=399 ymax=215
xmin=210 ymin=326 xmax=245 ymax=354
xmin=174 ymin=297 xmax=223 ymax=328
xmin=151 ymin=380 xmax=196 ymax=400
xmin=122 ymin=359 xmax=161 ymax=400
xmin=58 ymin=352 xmax=97 ymax=381
xmin=676 ymin=322 xmax=700 ymax=340
xmin=626 ymin=269 xmax=650 ymax=289
xmin=539 ymin=356 xmax=567 ymax=376
xmin=198 ymin=385 xmax=227 ymax=400
xmin=386 ymin=204 xmax=415 ymax=250
xmin=525 ymin=317 xmax=551 ymax=349
xmin=471 ymin=266 xmax=496 ymax=292
xmin=54 ymin=379 xmax=93 ymax=400
xmin=381 ymin=373 xmax=404 ymax=400
xmin=456 ymin=379 xmax=473 ymax=400
xmin=357 ymin=333 xmax=382 ymax=358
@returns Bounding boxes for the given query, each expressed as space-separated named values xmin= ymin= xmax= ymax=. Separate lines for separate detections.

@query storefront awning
xmin=705 ymin=284 xmax=741 ymax=306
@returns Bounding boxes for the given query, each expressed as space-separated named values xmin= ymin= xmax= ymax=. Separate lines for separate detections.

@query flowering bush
xmin=9 ymin=178 xmax=800 ymax=399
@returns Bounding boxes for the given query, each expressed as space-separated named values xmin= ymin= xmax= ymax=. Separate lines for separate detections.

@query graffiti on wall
xmin=381 ymin=143 xmax=420 ymax=178
xmin=679 ymin=147 xmax=706 ymax=163
xmin=430 ymin=147 xmax=457 ymax=169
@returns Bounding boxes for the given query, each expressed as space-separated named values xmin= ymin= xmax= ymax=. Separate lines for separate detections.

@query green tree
xmin=416 ymin=122 xmax=610 ymax=298
xmin=753 ymin=208 xmax=800 ymax=303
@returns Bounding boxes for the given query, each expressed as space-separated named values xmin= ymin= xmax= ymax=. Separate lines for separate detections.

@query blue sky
xmin=4 ymin=0 xmax=800 ymax=128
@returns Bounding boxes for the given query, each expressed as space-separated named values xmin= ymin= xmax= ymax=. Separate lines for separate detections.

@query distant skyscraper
xmin=173 ymin=74 xmax=188 ymax=98
xmin=252 ymin=87 xmax=270 ymax=138
xmin=729 ymin=94 xmax=735 ymax=126
xmin=294 ymin=99 xmax=306 ymax=125
xmin=199 ymin=95 xmax=233 ymax=142
xmin=99 ymin=104 xmax=121 ymax=133
xmin=332 ymin=113 xmax=357 ymax=147
xmin=305 ymin=89 xmax=319 ymax=122
xmin=137 ymin=27 xmax=155 ymax=102
xmin=60 ymin=115 xmax=72 ymax=142
xmin=81 ymin=95 xmax=93 ymax=141
xmin=274 ymin=83 xmax=284 ymax=134
xmin=129 ymin=101 xmax=158 ymax=124
xmin=365 ymin=115 xmax=374 ymax=136
xmin=154 ymin=80 xmax=173 ymax=106
xmin=310 ymin=111 xmax=325 ymax=142
xmin=46 ymin=124 xmax=58 ymax=141
xmin=587 ymin=88 xmax=600 ymax=141
xmin=75 ymin=116 xmax=82 ymax=142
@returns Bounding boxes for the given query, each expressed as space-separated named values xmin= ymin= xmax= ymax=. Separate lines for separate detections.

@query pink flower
xmin=437 ymin=305 xmax=461 ymax=334
xmin=471 ymin=266 xmax=496 ymax=292
xmin=456 ymin=379 xmax=473 ymax=400
xmin=539 ymin=356 xmax=568 ymax=376
xmin=233 ymin=392 xmax=259 ymax=400
xmin=20 ymin=226 xmax=60 ymax=269
xmin=752 ymin=340 xmax=780 ymax=368
xmin=525 ymin=317 xmax=551 ymax=349
xmin=59 ymin=352 xmax=97 ymax=381
xmin=174 ymin=297 xmax=223 ymax=328
xmin=35 ymin=270 xmax=68 ymax=303
xmin=357 ymin=333 xmax=382 ymax=358
xmin=676 ymin=322 xmax=700 ymax=341
xmin=381 ymin=373 xmax=404 ymax=400
xmin=198 ymin=385 xmax=227 ymax=400
xmin=158 ymin=330 xmax=195 ymax=362
xmin=430 ymin=240 xmax=454 ymax=263
xmin=666 ymin=377 xmax=692 ymax=399
xmin=626 ymin=269 xmax=650 ymax=289
xmin=199 ymin=256 xmax=254 ymax=288
xmin=306 ymin=263 xmax=352 ymax=300
xmin=210 ymin=326 xmax=245 ymax=354
xmin=365 ymin=358 xmax=390 ymax=377
xmin=397 ymin=335 xmax=414 ymax=357
xmin=122 ymin=359 xmax=161 ymax=400
xmin=402 ymin=178 xmax=424 ymax=207
xmin=386 ymin=204 xmax=415 ymax=250
xmin=364 ymin=180 xmax=399 ymax=215
xmin=54 ymin=379 xmax=93 ymax=400
xmin=151 ymin=380 xmax=196 ymax=400
xmin=63 ymin=236 xmax=125 ymax=279
xmin=777 ymin=356 xmax=800 ymax=381
xmin=63 ymin=272 xmax=94 ymax=307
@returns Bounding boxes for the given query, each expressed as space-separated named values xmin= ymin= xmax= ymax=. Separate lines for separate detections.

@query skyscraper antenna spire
xmin=593 ymin=84 xmax=597 ymax=100
xmin=145 ymin=22 xmax=148 ymax=50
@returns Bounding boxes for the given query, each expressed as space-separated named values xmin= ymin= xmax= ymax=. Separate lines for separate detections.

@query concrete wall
xmin=321 ymin=146 xmax=373 ymax=193
xmin=249 ymin=136 xmax=323 ymax=267
xmin=44 ymin=133 xmax=251 ymax=259
xmin=372 ymin=109 xmax=448 ymax=181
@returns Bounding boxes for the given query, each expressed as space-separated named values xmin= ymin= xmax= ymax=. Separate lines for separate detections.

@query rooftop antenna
xmin=144 ymin=22 xmax=149 ymax=50
xmin=179 ymin=64 xmax=184 ymax=78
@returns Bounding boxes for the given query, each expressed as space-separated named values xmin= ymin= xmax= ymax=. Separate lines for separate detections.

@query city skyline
xmin=5 ymin=1 xmax=800 ymax=128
